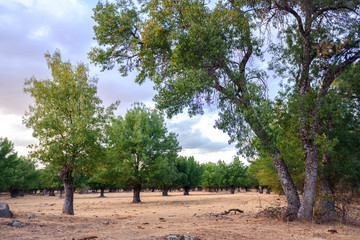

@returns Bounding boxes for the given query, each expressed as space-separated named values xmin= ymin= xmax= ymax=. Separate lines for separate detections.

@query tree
xmin=227 ymin=157 xmax=248 ymax=194
xmin=24 ymin=50 xmax=116 ymax=215
xmin=149 ymin=154 xmax=180 ymax=196
xmin=90 ymin=0 xmax=299 ymax=217
xmin=0 ymin=138 xmax=39 ymax=197
xmin=0 ymin=138 xmax=19 ymax=195
xmin=175 ymin=156 xmax=203 ymax=195
xmin=39 ymin=164 xmax=63 ymax=197
xmin=91 ymin=0 xmax=360 ymax=220
xmin=107 ymin=103 xmax=180 ymax=203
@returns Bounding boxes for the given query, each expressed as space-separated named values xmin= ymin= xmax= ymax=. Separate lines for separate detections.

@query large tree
xmin=24 ymin=50 xmax=116 ymax=215
xmin=90 ymin=0 xmax=360 ymax=220
xmin=107 ymin=103 xmax=180 ymax=203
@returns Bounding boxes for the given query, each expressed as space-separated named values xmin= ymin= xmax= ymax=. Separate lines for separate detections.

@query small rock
xmin=28 ymin=214 xmax=37 ymax=219
xmin=7 ymin=220 xmax=26 ymax=227
xmin=0 ymin=202 xmax=13 ymax=218
xmin=159 ymin=217 xmax=166 ymax=222
xmin=167 ymin=235 xmax=201 ymax=240
xmin=103 ymin=220 xmax=110 ymax=225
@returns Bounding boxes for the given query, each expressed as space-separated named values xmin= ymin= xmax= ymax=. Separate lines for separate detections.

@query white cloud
xmin=0 ymin=111 xmax=35 ymax=157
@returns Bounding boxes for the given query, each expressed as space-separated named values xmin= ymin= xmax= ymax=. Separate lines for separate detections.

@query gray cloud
xmin=0 ymin=0 xmax=238 ymax=163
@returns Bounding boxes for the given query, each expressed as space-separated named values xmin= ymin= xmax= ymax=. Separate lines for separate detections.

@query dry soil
xmin=1 ymin=190 xmax=359 ymax=239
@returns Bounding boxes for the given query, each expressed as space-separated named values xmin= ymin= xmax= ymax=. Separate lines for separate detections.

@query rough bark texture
xmin=184 ymin=186 xmax=190 ymax=195
xmin=132 ymin=184 xmax=141 ymax=203
xmin=272 ymin=154 xmax=301 ymax=218
xmin=297 ymin=147 xmax=318 ymax=221
xmin=59 ymin=167 xmax=74 ymax=215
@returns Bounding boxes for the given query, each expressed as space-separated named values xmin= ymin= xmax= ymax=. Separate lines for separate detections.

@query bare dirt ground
xmin=1 ymin=190 xmax=359 ymax=240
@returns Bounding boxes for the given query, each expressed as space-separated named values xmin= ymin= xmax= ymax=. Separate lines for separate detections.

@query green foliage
xmin=39 ymin=164 xmax=63 ymax=190
xmin=175 ymin=156 xmax=203 ymax=189
xmin=107 ymin=103 xmax=181 ymax=193
xmin=0 ymin=138 xmax=39 ymax=193
xmin=24 ymin=50 xmax=117 ymax=176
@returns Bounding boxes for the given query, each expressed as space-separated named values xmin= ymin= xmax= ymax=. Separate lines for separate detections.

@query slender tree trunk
xmin=100 ymin=188 xmax=105 ymax=198
xmin=183 ymin=186 xmax=190 ymax=195
xmin=59 ymin=189 xmax=63 ymax=199
xmin=297 ymin=146 xmax=318 ymax=221
xmin=59 ymin=167 xmax=74 ymax=215
xmin=132 ymin=183 xmax=141 ymax=203
xmin=162 ymin=186 xmax=169 ymax=196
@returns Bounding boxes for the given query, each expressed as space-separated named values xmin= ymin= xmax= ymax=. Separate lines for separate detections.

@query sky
xmin=0 ymin=0 xmax=240 ymax=164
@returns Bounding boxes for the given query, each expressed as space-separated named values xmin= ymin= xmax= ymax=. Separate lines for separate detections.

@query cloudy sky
xmin=0 ymin=0 xmax=241 ymax=164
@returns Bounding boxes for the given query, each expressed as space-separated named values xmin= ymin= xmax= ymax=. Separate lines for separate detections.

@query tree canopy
xmin=91 ymin=0 xmax=360 ymax=221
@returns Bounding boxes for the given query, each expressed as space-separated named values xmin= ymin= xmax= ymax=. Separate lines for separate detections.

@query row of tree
xmin=0 ymin=137 xmax=259 ymax=200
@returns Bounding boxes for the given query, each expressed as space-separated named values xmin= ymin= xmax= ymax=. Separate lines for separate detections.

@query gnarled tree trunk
xmin=59 ymin=167 xmax=74 ymax=215
xmin=132 ymin=183 xmax=141 ymax=203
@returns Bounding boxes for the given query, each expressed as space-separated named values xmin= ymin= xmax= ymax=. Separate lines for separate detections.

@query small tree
xmin=107 ymin=103 xmax=180 ymax=203
xmin=175 ymin=156 xmax=203 ymax=195
xmin=24 ymin=50 xmax=116 ymax=215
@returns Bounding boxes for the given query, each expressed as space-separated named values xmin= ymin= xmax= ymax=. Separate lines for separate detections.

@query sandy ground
xmin=1 ymin=190 xmax=359 ymax=240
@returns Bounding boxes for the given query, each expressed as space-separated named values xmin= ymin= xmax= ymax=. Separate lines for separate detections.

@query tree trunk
xmin=49 ymin=189 xmax=55 ymax=196
xmin=316 ymin=152 xmax=336 ymax=221
xmin=266 ymin=188 xmax=271 ymax=194
xmin=230 ymin=186 xmax=235 ymax=194
xmin=59 ymin=167 xmax=74 ymax=215
xmin=162 ymin=186 xmax=169 ymax=196
xmin=132 ymin=183 xmax=141 ymax=203
xmin=297 ymin=146 xmax=318 ymax=221
xmin=259 ymin=186 xmax=263 ymax=194
xmin=100 ymin=188 xmax=105 ymax=198
xmin=183 ymin=186 xmax=190 ymax=195
xmin=59 ymin=189 xmax=63 ymax=199
xmin=10 ymin=189 xmax=18 ymax=198
xmin=271 ymin=152 xmax=300 ymax=219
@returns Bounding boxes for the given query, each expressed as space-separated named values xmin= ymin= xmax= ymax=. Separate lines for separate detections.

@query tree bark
xmin=132 ymin=183 xmax=141 ymax=203
xmin=297 ymin=146 xmax=318 ymax=221
xmin=59 ymin=167 xmax=74 ymax=215
xmin=183 ymin=186 xmax=190 ymax=195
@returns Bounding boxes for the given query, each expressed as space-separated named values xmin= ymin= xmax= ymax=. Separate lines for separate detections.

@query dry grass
xmin=1 ymin=190 xmax=359 ymax=240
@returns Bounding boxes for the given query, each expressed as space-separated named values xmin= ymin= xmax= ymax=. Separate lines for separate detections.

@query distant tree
xmin=0 ymin=138 xmax=39 ymax=197
xmin=107 ymin=103 xmax=180 ymax=203
xmin=201 ymin=162 xmax=218 ymax=192
xmin=227 ymin=157 xmax=247 ymax=194
xmin=175 ymin=156 xmax=203 ymax=195
xmin=39 ymin=164 xmax=63 ymax=197
xmin=149 ymin=154 xmax=180 ymax=196
xmin=24 ymin=50 xmax=117 ymax=215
